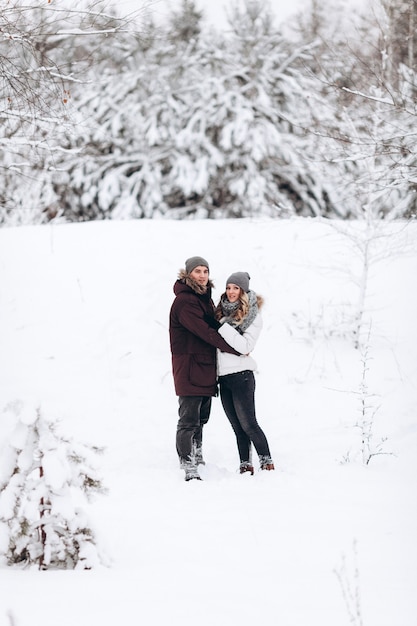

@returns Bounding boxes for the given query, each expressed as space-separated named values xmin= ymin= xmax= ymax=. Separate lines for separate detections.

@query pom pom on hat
xmin=226 ymin=271 xmax=250 ymax=292
xmin=185 ymin=256 xmax=209 ymax=274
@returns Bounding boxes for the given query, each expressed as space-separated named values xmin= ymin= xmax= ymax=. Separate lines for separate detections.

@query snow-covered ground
xmin=0 ymin=218 xmax=416 ymax=626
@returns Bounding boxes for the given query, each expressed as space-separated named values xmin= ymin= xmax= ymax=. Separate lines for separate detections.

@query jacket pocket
xmin=190 ymin=354 xmax=216 ymax=387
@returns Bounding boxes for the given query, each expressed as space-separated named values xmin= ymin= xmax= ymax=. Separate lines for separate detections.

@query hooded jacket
xmin=169 ymin=272 xmax=240 ymax=396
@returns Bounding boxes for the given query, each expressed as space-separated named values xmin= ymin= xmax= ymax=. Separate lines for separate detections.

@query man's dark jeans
xmin=176 ymin=396 xmax=211 ymax=464
xmin=219 ymin=370 xmax=271 ymax=463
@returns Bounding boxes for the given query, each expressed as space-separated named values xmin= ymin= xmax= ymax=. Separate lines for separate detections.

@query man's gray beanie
xmin=185 ymin=256 xmax=210 ymax=274
xmin=226 ymin=271 xmax=250 ymax=292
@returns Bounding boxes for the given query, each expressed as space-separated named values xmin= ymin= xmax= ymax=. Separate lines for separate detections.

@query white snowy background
xmin=0 ymin=217 xmax=416 ymax=625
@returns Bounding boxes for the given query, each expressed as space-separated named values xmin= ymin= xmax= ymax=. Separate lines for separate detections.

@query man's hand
xmin=203 ymin=313 xmax=221 ymax=330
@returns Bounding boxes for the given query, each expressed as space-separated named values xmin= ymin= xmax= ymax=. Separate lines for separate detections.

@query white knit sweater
xmin=217 ymin=313 xmax=262 ymax=376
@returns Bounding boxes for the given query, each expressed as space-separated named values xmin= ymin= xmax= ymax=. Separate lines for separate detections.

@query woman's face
xmin=226 ymin=283 xmax=241 ymax=303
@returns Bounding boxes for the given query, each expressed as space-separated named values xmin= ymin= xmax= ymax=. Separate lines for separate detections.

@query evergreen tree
xmin=167 ymin=0 xmax=203 ymax=44
xmin=0 ymin=402 xmax=107 ymax=570
xmin=55 ymin=0 xmax=332 ymax=219
xmin=214 ymin=0 xmax=332 ymax=217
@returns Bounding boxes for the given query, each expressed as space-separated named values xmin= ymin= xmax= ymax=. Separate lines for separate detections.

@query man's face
xmin=189 ymin=265 xmax=209 ymax=286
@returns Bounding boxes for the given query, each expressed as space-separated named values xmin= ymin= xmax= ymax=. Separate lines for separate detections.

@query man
xmin=169 ymin=256 xmax=240 ymax=481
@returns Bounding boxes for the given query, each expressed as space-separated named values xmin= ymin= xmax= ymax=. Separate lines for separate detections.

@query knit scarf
xmin=220 ymin=289 xmax=258 ymax=334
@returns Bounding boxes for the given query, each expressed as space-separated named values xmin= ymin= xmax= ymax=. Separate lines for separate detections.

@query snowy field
xmin=0 ymin=217 xmax=416 ymax=626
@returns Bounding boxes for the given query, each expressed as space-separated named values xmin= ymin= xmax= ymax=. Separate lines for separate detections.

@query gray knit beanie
xmin=185 ymin=256 xmax=209 ymax=274
xmin=226 ymin=271 xmax=250 ymax=293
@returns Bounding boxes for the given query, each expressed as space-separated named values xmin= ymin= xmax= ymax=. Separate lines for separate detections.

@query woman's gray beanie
xmin=226 ymin=271 xmax=250 ymax=292
xmin=185 ymin=256 xmax=209 ymax=274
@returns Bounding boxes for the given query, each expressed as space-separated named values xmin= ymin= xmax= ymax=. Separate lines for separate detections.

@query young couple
xmin=169 ymin=255 xmax=275 ymax=482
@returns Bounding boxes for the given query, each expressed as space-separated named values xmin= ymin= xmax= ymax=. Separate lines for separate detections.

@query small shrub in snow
xmin=334 ymin=541 xmax=364 ymax=626
xmin=354 ymin=336 xmax=390 ymax=465
xmin=287 ymin=302 xmax=357 ymax=342
xmin=0 ymin=402 xmax=107 ymax=570
xmin=340 ymin=329 xmax=391 ymax=466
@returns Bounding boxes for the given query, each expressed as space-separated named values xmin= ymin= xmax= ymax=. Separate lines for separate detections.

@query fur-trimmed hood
xmin=255 ymin=293 xmax=264 ymax=310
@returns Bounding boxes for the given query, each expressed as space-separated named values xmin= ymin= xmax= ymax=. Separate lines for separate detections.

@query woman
xmin=210 ymin=271 xmax=275 ymax=474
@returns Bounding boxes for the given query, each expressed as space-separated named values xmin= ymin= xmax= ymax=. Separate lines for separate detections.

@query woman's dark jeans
xmin=176 ymin=396 xmax=211 ymax=465
xmin=219 ymin=370 xmax=271 ymax=463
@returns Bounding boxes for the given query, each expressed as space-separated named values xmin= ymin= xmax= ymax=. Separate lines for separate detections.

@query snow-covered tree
xmin=0 ymin=0 xmax=139 ymax=225
xmin=167 ymin=0 xmax=204 ymax=44
xmin=198 ymin=0 xmax=332 ymax=218
xmin=54 ymin=0 xmax=336 ymax=220
xmin=0 ymin=401 xmax=107 ymax=570
xmin=380 ymin=0 xmax=417 ymax=87
xmin=290 ymin=0 xmax=417 ymax=219
xmin=2 ymin=0 xmax=414 ymax=223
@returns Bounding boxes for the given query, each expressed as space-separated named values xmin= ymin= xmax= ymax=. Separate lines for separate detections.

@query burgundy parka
xmin=169 ymin=278 xmax=240 ymax=396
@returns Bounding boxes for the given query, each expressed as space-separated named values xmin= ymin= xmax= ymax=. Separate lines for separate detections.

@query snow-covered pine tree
xmin=56 ymin=0 xmax=333 ymax=220
xmin=0 ymin=401 xmax=107 ymax=570
xmin=211 ymin=0 xmax=327 ymax=218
